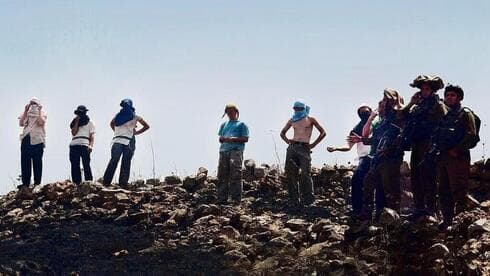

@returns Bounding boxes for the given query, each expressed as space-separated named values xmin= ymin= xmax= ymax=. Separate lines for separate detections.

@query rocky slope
xmin=0 ymin=160 xmax=489 ymax=275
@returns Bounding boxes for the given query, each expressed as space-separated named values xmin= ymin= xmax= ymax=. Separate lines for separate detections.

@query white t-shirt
xmin=112 ymin=116 xmax=141 ymax=145
xmin=356 ymin=143 xmax=370 ymax=159
xmin=70 ymin=121 xmax=96 ymax=147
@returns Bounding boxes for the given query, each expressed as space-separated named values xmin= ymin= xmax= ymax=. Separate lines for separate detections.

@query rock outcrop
xmin=0 ymin=161 xmax=489 ymax=275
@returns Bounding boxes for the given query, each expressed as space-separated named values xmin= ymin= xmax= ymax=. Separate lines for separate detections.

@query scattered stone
xmin=164 ymin=175 xmax=182 ymax=185
xmin=468 ymin=219 xmax=490 ymax=237
xmin=286 ymin=219 xmax=310 ymax=231
xmin=0 ymin=162 xmax=488 ymax=275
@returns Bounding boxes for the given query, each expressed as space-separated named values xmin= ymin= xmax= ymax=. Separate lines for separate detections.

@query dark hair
xmin=444 ymin=84 xmax=464 ymax=100
xmin=357 ymin=106 xmax=372 ymax=116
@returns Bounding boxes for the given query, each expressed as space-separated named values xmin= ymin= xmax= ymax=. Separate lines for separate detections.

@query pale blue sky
xmin=1 ymin=1 xmax=489 ymax=194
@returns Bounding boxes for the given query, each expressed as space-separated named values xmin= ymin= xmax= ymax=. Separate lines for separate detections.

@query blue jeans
xmin=103 ymin=140 xmax=135 ymax=186
xmin=351 ymin=156 xmax=385 ymax=214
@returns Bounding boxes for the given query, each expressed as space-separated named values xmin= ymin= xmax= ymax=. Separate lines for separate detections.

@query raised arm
xmin=362 ymin=111 xmax=378 ymax=138
xmin=36 ymin=105 xmax=46 ymax=126
xmin=19 ymin=104 xmax=30 ymax=127
xmin=110 ymin=118 xmax=115 ymax=131
xmin=71 ymin=117 xmax=80 ymax=136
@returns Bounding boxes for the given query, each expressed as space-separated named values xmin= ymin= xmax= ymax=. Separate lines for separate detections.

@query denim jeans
xmin=352 ymin=156 xmax=386 ymax=215
xmin=103 ymin=140 xmax=135 ymax=186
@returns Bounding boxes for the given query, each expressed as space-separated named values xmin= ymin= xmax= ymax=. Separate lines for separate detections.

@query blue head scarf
xmin=115 ymin=99 xmax=136 ymax=127
xmin=291 ymin=99 xmax=310 ymax=122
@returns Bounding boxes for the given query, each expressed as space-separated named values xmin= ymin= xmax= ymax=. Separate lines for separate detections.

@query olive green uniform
xmin=400 ymin=97 xmax=447 ymax=214
xmin=436 ymin=107 xmax=477 ymax=221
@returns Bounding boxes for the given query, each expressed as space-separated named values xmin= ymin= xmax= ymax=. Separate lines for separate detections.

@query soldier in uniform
xmin=400 ymin=75 xmax=447 ymax=219
xmin=432 ymin=85 xmax=477 ymax=229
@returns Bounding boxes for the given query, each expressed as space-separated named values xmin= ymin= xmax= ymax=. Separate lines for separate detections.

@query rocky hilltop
xmin=0 ymin=160 xmax=489 ymax=275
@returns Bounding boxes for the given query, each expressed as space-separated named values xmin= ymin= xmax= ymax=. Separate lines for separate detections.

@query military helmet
xmin=410 ymin=75 xmax=445 ymax=91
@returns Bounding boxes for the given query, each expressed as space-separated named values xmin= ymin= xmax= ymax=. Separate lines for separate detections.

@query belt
xmin=72 ymin=136 xmax=90 ymax=141
xmin=291 ymin=141 xmax=309 ymax=146
xmin=114 ymin=136 xmax=133 ymax=140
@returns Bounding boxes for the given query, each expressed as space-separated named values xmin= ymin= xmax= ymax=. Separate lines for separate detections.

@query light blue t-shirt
xmin=218 ymin=120 xmax=250 ymax=152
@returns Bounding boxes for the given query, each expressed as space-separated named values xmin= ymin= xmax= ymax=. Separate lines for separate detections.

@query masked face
xmin=28 ymin=103 xmax=39 ymax=113
xmin=358 ymin=107 xmax=371 ymax=120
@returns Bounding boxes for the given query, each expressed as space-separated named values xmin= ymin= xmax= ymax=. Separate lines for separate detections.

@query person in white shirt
xmin=70 ymin=105 xmax=96 ymax=185
xmin=327 ymin=105 xmax=384 ymax=217
xmin=18 ymin=98 xmax=47 ymax=188
xmin=102 ymin=99 xmax=150 ymax=187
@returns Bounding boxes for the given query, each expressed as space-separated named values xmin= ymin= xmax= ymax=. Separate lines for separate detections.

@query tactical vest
xmin=433 ymin=107 xmax=466 ymax=151
xmin=409 ymin=96 xmax=441 ymax=143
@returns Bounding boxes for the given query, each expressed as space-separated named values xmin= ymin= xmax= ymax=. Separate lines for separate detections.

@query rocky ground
xmin=0 ymin=160 xmax=489 ymax=275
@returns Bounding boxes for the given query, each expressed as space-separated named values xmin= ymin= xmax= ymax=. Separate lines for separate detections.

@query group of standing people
xmin=18 ymin=99 xmax=150 ymax=193
xmin=326 ymin=75 xmax=478 ymax=229
xmin=217 ymin=74 xmax=479 ymax=230
xmin=18 ymin=75 xmax=479 ymax=230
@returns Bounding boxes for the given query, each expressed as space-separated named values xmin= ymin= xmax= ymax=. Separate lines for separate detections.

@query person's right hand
xmin=327 ymin=147 xmax=336 ymax=152
xmin=410 ymin=92 xmax=422 ymax=105
xmin=370 ymin=109 xmax=379 ymax=119
xmin=24 ymin=104 xmax=31 ymax=112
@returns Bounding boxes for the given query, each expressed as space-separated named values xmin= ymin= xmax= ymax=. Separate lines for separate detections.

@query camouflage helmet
xmin=444 ymin=84 xmax=464 ymax=100
xmin=409 ymin=75 xmax=445 ymax=91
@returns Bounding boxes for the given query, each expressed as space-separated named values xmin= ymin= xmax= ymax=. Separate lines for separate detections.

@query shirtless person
xmin=280 ymin=99 xmax=326 ymax=207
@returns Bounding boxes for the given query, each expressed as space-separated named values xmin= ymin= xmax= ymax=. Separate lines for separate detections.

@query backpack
xmin=462 ymin=107 xmax=481 ymax=149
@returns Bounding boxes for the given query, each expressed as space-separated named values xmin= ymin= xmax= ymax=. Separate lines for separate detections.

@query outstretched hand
xmin=348 ymin=133 xmax=362 ymax=144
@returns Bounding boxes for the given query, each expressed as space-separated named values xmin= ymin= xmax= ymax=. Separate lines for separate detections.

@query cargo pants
xmin=411 ymin=140 xmax=438 ymax=213
xmin=363 ymin=159 xmax=401 ymax=213
xmin=217 ymin=150 xmax=244 ymax=203
xmin=437 ymin=151 xmax=470 ymax=222
xmin=284 ymin=143 xmax=314 ymax=205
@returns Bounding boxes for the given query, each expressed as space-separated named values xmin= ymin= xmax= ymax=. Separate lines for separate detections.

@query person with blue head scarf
xmin=115 ymin=99 xmax=136 ymax=126
xmin=280 ymin=99 xmax=326 ymax=208
xmin=291 ymin=99 xmax=311 ymax=122
xmin=103 ymin=99 xmax=150 ymax=188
